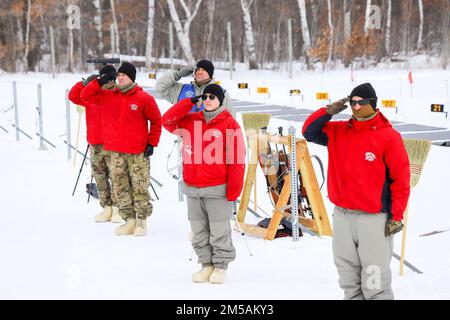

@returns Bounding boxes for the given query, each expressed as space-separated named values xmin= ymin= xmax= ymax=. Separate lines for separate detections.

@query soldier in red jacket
xmin=68 ymin=65 xmax=121 ymax=224
xmin=81 ymin=62 xmax=162 ymax=237
xmin=302 ymin=83 xmax=410 ymax=300
xmin=162 ymin=84 xmax=246 ymax=284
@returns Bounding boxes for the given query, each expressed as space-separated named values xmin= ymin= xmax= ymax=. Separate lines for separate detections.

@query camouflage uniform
xmin=110 ymin=152 xmax=152 ymax=221
xmin=90 ymin=144 xmax=117 ymax=208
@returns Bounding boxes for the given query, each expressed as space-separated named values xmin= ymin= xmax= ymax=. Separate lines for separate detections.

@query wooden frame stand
xmin=236 ymin=133 xmax=332 ymax=240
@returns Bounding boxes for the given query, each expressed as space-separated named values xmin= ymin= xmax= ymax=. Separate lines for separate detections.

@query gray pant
xmin=332 ymin=206 xmax=394 ymax=300
xmin=187 ymin=196 xmax=236 ymax=270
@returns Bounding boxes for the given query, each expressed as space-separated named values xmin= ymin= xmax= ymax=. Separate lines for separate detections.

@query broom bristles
xmin=403 ymin=138 xmax=432 ymax=188
xmin=241 ymin=113 xmax=271 ymax=140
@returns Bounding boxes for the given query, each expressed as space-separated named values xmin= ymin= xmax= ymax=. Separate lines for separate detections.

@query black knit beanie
xmin=117 ymin=62 xmax=136 ymax=82
xmin=203 ymin=84 xmax=224 ymax=106
xmin=350 ymin=82 xmax=378 ymax=110
xmin=196 ymin=60 xmax=214 ymax=79
xmin=99 ymin=64 xmax=116 ymax=76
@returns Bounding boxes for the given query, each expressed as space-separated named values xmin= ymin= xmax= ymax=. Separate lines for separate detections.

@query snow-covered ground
xmin=0 ymin=68 xmax=449 ymax=299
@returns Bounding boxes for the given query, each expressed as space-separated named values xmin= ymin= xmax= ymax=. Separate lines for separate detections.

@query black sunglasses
xmin=350 ymin=98 xmax=374 ymax=107
xmin=202 ymin=94 xmax=217 ymax=101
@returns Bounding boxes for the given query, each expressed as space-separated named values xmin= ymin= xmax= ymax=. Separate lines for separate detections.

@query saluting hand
xmin=97 ymin=72 xmax=116 ymax=86
xmin=175 ymin=66 xmax=195 ymax=81
xmin=326 ymin=97 xmax=349 ymax=115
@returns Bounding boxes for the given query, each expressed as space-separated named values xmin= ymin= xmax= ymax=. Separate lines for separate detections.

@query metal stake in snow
xmin=289 ymin=126 xmax=300 ymax=241
xmin=37 ymin=84 xmax=47 ymax=151
xmin=13 ymin=81 xmax=19 ymax=141
xmin=65 ymin=89 xmax=72 ymax=161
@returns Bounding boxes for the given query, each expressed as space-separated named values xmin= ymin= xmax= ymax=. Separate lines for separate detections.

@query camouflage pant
xmin=110 ymin=152 xmax=152 ymax=221
xmin=90 ymin=144 xmax=116 ymax=208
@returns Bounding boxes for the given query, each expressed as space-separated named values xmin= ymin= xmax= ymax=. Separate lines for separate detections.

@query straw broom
xmin=400 ymin=138 xmax=432 ymax=275
xmin=241 ymin=113 xmax=271 ymax=213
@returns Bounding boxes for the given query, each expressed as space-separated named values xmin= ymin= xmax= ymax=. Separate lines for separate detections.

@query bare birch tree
xmin=309 ymin=0 xmax=318 ymax=46
xmin=167 ymin=0 xmax=203 ymax=65
xmin=110 ymin=0 xmax=120 ymax=56
xmin=23 ymin=0 xmax=31 ymax=71
xmin=93 ymin=0 xmax=103 ymax=56
xmin=417 ymin=0 xmax=424 ymax=51
xmin=442 ymin=0 xmax=450 ymax=69
xmin=364 ymin=0 xmax=372 ymax=35
xmin=145 ymin=0 xmax=155 ymax=68
xmin=205 ymin=0 xmax=215 ymax=59
xmin=326 ymin=0 xmax=333 ymax=66
xmin=297 ymin=0 xmax=311 ymax=50
xmin=240 ymin=0 xmax=258 ymax=69
xmin=15 ymin=12 xmax=24 ymax=71
xmin=385 ymin=0 xmax=392 ymax=55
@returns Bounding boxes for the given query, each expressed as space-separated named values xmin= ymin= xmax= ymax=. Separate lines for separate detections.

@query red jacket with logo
xmin=68 ymin=81 xmax=104 ymax=145
xmin=302 ymin=108 xmax=410 ymax=221
xmin=161 ymin=98 xmax=246 ymax=201
xmin=80 ymin=80 xmax=162 ymax=154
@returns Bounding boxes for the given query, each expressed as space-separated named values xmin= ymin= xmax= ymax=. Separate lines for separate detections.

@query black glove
xmin=144 ymin=144 xmax=154 ymax=157
xmin=97 ymin=71 xmax=116 ymax=86
xmin=385 ymin=219 xmax=404 ymax=236
xmin=190 ymin=95 xmax=203 ymax=104
xmin=326 ymin=97 xmax=349 ymax=115
xmin=82 ymin=74 xmax=99 ymax=87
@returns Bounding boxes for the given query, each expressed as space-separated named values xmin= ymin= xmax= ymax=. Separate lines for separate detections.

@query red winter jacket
xmin=162 ymin=98 xmax=246 ymax=201
xmin=80 ymin=80 xmax=162 ymax=154
xmin=302 ymin=108 xmax=410 ymax=221
xmin=68 ymin=81 xmax=104 ymax=145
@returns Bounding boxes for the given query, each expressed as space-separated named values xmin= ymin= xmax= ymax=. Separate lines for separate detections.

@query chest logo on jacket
xmin=211 ymin=130 xmax=222 ymax=138
xmin=130 ymin=104 xmax=138 ymax=111
xmin=365 ymin=152 xmax=376 ymax=162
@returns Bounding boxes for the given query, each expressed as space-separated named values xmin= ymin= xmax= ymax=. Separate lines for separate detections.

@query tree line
xmin=0 ymin=0 xmax=449 ymax=73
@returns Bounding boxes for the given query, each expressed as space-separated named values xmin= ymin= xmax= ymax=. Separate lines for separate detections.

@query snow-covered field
xmin=0 ymin=68 xmax=449 ymax=299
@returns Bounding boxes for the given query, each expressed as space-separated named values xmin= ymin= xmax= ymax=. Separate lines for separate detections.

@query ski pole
xmin=188 ymin=230 xmax=195 ymax=261
xmin=87 ymin=175 xmax=94 ymax=203
xmin=149 ymin=181 xmax=159 ymax=200
xmin=72 ymin=144 xmax=90 ymax=196
xmin=232 ymin=201 xmax=253 ymax=256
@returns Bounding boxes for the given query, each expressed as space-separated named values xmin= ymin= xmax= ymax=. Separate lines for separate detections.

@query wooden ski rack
xmin=236 ymin=132 xmax=333 ymax=240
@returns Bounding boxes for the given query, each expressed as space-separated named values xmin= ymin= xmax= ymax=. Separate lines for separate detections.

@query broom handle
xmin=399 ymin=201 xmax=410 ymax=276
xmin=254 ymin=138 xmax=258 ymax=211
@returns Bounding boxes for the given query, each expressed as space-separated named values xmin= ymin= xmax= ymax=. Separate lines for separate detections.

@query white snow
xmin=0 ymin=68 xmax=449 ymax=299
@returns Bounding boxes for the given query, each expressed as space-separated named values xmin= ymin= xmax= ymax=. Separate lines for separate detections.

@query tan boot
xmin=192 ymin=266 xmax=214 ymax=283
xmin=110 ymin=206 xmax=123 ymax=223
xmin=209 ymin=268 xmax=227 ymax=284
xmin=95 ymin=206 xmax=112 ymax=222
xmin=134 ymin=218 xmax=147 ymax=236
xmin=114 ymin=218 xmax=136 ymax=235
